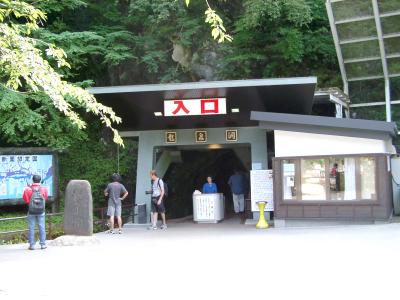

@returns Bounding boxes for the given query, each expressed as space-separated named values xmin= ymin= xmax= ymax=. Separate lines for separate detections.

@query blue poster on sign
xmin=0 ymin=155 xmax=53 ymax=201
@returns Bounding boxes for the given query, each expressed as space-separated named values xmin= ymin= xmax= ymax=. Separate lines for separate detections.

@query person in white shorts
xmin=104 ymin=173 xmax=128 ymax=234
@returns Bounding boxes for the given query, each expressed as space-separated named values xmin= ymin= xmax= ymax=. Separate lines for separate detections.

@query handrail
xmin=0 ymin=204 xmax=133 ymax=238
xmin=0 ymin=212 xmax=63 ymax=222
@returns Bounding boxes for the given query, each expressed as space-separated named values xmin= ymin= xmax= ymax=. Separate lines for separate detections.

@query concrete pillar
xmin=250 ymin=130 xmax=268 ymax=169
xmin=134 ymin=133 xmax=154 ymax=223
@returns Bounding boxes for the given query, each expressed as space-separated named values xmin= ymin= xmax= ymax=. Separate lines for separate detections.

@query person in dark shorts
xmin=104 ymin=173 xmax=128 ymax=234
xmin=149 ymin=170 xmax=167 ymax=230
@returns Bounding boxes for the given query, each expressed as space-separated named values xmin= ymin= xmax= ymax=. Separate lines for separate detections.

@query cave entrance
xmin=154 ymin=144 xmax=251 ymax=221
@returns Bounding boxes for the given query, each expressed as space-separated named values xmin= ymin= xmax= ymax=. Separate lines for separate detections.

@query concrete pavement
xmin=1 ymin=218 xmax=400 ymax=300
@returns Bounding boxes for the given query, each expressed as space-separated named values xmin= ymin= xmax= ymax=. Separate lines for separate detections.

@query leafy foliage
xmin=34 ymin=0 xmax=339 ymax=87
xmin=58 ymin=127 xmax=138 ymax=207
xmin=216 ymin=0 xmax=339 ymax=85
xmin=185 ymin=0 xmax=233 ymax=42
xmin=0 ymin=0 xmax=342 ymax=151
xmin=0 ymin=0 xmax=123 ymax=147
xmin=0 ymin=87 xmax=87 ymax=149
xmin=33 ymin=0 xmax=87 ymax=13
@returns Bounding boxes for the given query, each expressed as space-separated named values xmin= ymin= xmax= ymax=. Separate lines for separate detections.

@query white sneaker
xmin=161 ymin=224 xmax=168 ymax=230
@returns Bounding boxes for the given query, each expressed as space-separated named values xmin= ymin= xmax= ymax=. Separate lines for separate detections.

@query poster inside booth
xmin=250 ymin=169 xmax=274 ymax=211
xmin=0 ymin=154 xmax=54 ymax=205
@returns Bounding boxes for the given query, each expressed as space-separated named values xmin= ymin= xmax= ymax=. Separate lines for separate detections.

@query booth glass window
xmin=282 ymin=160 xmax=297 ymax=200
xmin=282 ymin=156 xmax=377 ymax=202
xmin=329 ymin=158 xmax=356 ymax=200
xmin=300 ymin=159 xmax=326 ymax=200
xmin=360 ymin=157 xmax=377 ymax=200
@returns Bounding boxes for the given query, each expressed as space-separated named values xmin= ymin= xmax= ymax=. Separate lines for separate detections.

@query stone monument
xmin=64 ymin=180 xmax=93 ymax=236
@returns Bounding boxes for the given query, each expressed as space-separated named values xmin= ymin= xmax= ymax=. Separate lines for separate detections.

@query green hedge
xmin=58 ymin=133 xmax=138 ymax=208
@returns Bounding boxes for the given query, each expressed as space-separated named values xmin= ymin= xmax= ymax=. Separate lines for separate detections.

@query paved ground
xmin=1 ymin=218 xmax=400 ymax=300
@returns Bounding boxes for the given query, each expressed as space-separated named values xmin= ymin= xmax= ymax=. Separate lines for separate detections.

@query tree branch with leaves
xmin=0 ymin=0 xmax=123 ymax=147
xmin=185 ymin=0 xmax=232 ymax=43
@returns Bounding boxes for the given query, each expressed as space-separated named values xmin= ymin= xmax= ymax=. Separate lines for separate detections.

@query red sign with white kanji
xmin=164 ymin=98 xmax=227 ymax=117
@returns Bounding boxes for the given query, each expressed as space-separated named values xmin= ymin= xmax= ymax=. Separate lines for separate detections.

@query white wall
xmin=274 ymin=130 xmax=394 ymax=157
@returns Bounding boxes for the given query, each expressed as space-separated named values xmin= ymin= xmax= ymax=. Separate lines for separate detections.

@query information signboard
xmin=0 ymin=154 xmax=54 ymax=204
xmin=195 ymin=194 xmax=215 ymax=220
xmin=250 ymin=169 xmax=274 ymax=211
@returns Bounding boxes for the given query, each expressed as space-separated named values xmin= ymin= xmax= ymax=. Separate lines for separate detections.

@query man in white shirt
xmin=149 ymin=170 xmax=167 ymax=230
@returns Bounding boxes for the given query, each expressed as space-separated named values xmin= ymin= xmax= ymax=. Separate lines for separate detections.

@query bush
xmin=58 ymin=128 xmax=138 ymax=208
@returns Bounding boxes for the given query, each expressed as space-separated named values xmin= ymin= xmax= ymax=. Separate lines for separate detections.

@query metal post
xmin=48 ymin=215 xmax=52 ymax=238
xmin=372 ymin=0 xmax=391 ymax=122
xmin=326 ymin=0 xmax=349 ymax=95
xmin=385 ymin=79 xmax=392 ymax=122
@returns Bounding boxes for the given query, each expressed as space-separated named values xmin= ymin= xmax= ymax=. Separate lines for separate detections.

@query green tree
xmin=59 ymin=126 xmax=138 ymax=207
xmin=0 ymin=0 xmax=341 ymax=147
xmin=217 ymin=0 xmax=340 ymax=86
xmin=36 ymin=0 xmax=339 ymax=87
xmin=0 ymin=0 xmax=123 ymax=148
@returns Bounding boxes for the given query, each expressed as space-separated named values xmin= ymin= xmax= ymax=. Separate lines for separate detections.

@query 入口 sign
xmin=164 ymin=98 xmax=227 ymax=117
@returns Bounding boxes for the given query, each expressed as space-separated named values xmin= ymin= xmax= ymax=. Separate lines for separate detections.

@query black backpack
xmin=28 ymin=186 xmax=45 ymax=215
xmin=158 ymin=179 xmax=168 ymax=198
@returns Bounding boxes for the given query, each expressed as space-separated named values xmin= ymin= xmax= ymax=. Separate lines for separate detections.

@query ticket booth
xmin=251 ymin=111 xmax=397 ymax=226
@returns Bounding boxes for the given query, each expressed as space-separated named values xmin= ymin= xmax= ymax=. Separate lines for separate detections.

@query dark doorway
xmin=157 ymin=145 xmax=251 ymax=219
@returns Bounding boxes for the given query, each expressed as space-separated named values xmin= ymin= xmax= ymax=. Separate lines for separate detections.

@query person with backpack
xmin=149 ymin=170 xmax=167 ymax=230
xmin=104 ymin=173 xmax=129 ymax=234
xmin=22 ymin=175 xmax=48 ymax=250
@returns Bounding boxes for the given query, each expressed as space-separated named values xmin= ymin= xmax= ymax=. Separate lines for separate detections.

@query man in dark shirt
xmin=104 ymin=173 xmax=128 ymax=234
xmin=228 ymin=170 xmax=246 ymax=222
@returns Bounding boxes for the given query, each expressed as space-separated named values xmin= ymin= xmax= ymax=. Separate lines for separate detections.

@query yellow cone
xmin=256 ymin=201 xmax=269 ymax=229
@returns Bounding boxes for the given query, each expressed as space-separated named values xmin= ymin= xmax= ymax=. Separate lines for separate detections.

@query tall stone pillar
xmin=64 ymin=180 xmax=93 ymax=236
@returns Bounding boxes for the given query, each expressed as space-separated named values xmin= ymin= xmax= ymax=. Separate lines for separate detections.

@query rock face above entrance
xmin=64 ymin=180 xmax=93 ymax=236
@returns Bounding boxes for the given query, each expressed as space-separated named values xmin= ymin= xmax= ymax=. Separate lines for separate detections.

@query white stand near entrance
xmin=193 ymin=193 xmax=225 ymax=223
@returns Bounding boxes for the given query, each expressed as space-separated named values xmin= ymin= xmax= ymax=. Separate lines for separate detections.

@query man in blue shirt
xmin=228 ymin=170 xmax=247 ymax=222
xmin=202 ymin=176 xmax=218 ymax=194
